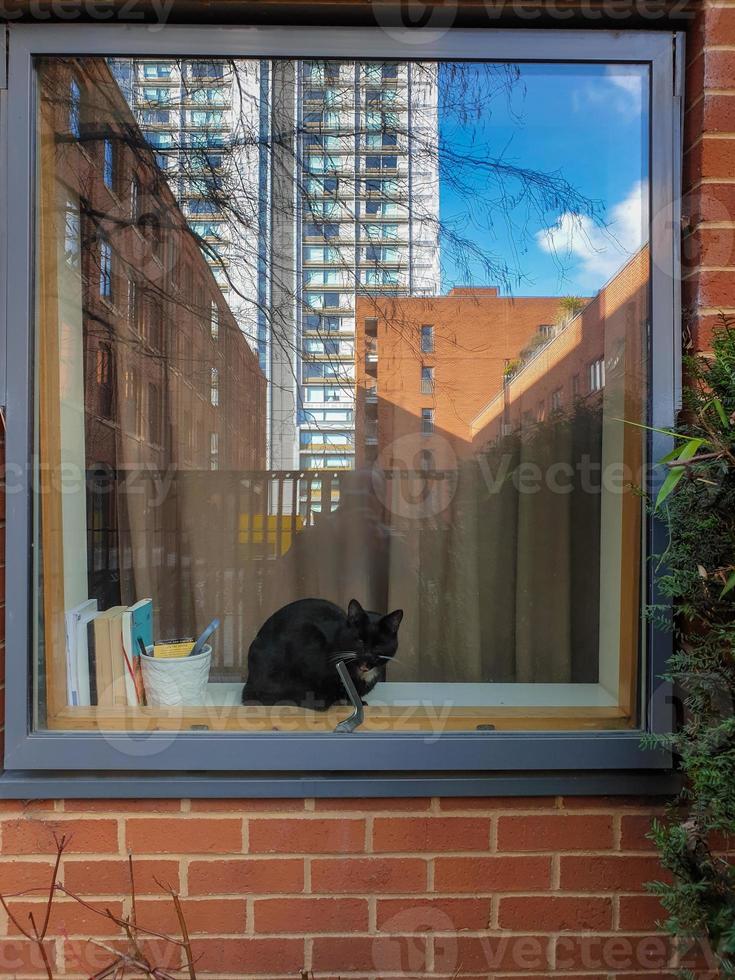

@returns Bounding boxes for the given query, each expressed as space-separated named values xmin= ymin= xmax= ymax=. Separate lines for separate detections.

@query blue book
xmin=122 ymin=599 xmax=153 ymax=706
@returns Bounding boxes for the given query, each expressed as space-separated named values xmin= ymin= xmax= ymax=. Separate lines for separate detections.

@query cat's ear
xmin=347 ymin=599 xmax=367 ymax=627
xmin=381 ymin=609 xmax=403 ymax=634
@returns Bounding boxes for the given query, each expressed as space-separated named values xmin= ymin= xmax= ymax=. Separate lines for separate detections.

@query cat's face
xmin=346 ymin=598 xmax=403 ymax=679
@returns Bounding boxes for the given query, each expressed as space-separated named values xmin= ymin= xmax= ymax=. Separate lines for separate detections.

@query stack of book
xmin=65 ymin=598 xmax=152 ymax=707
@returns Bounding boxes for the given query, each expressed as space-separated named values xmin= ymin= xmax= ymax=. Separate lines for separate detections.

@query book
xmin=122 ymin=599 xmax=153 ymax=706
xmin=107 ymin=607 xmax=129 ymax=707
xmin=64 ymin=599 xmax=99 ymax=707
xmin=93 ymin=606 xmax=126 ymax=707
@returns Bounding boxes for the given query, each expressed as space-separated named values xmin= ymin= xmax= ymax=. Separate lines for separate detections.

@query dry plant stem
xmin=0 ymin=834 xmax=199 ymax=980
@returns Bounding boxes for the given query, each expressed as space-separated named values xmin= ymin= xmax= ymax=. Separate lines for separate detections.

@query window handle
xmin=330 ymin=652 xmax=364 ymax=733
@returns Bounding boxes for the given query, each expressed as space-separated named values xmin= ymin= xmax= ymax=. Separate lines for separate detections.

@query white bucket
xmin=141 ymin=645 xmax=212 ymax=707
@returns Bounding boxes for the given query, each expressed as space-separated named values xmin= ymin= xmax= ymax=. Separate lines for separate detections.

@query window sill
xmin=0 ymin=768 xmax=681 ymax=800
xmin=45 ymin=681 xmax=633 ymax=733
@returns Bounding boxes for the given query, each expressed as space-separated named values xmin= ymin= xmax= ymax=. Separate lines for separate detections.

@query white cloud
xmin=535 ymin=180 xmax=649 ymax=289
xmin=575 ymin=67 xmax=645 ymax=119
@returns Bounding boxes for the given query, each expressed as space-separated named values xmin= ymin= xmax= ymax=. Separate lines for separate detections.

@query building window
xmin=69 ymin=76 xmax=81 ymax=137
xmin=572 ymin=373 xmax=581 ymax=399
xmin=130 ymin=174 xmax=140 ymax=220
xmin=11 ymin=32 xmax=679 ymax=787
xmin=103 ymin=138 xmax=114 ymax=189
xmin=148 ymin=383 xmax=162 ymax=445
xmin=99 ymin=236 xmax=113 ymax=299
xmin=95 ymin=343 xmax=114 ymax=420
xmin=63 ymin=199 xmax=80 ymax=268
xmin=589 ymin=357 xmax=606 ymax=392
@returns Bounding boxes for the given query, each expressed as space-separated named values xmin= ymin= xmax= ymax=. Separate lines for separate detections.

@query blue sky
xmin=437 ymin=62 xmax=649 ymax=298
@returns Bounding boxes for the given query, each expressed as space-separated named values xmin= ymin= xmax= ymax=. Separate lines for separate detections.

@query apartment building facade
xmin=354 ymin=287 xmax=564 ymax=467
xmin=111 ymin=57 xmax=440 ymax=480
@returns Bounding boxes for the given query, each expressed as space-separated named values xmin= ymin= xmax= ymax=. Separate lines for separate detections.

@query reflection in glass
xmin=34 ymin=56 xmax=649 ymax=733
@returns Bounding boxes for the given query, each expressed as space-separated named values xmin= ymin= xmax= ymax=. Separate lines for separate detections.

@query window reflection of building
xmin=355 ymin=288 xmax=564 ymax=468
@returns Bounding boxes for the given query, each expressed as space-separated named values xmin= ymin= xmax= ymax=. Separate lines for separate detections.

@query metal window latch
xmin=330 ymin=651 xmax=364 ymax=734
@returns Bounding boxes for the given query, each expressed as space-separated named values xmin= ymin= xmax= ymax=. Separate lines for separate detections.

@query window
xmin=95 ymin=343 xmax=114 ymax=420
xmin=103 ymin=138 xmax=115 ymax=189
xmin=589 ymin=357 xmax=606 ymax=392
xmin=130 ymin=174 xmax=140 ymax=220
xmin=148 ymin=383 xmax=162 ymax=445
xmin=6 ymin=31 xmax=679 ymax=787
xmin=69 ymin=76 xmax=81 ymax=137
xmin=99 ymin=236 xmax=113 ymax=299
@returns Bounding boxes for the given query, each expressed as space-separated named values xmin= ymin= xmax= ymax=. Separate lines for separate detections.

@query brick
xmin=191 ymin=937 xmax=302 ymax=974
xmin=685 ymin=268 xmax=735 ymax=308
xmin=187 ymin=857 xmax=304 ymax=895
xmin=64 ymin=938 xmax=181 ymax=976
xmin=1 ymin=818 xmax=118 ymax=855
xmin=190 ymin=798 xmax=305 ymax=812
xmin=619 ymin=895 xmax=667 ymax=931
xmin=0 ymin=939 xmax=57 ymax=976
xmin=682 ymin=227 xmax=735 ymax=272
xmin=313 ymin=935 xmax=429 ymax=974
xmin=704 ymin=49 xmax=735 ymax=91
xmin=373 ymin=816 xmax=490 ymax=853
xmin=125 ymin=817 xmax=242 ymax=854
xmin=63 ymin=858 xmax=180 ymax=895
xmin=560 ymin=855 xmax=666 ymax=892
xmin=63 ymin=799 xmax=181 ymax=813
xmin=377 ymin=897 xmax=490 ymax=932
xmin=437 ymin=935 xmax=550 ymax=973
xmin=315 ymin=797 xmax=432 ymax=811
xmin=498 ymin=895 xmax=612 ymax=932
xmin=554 ymin=933 xmax=673 ymax=972
xmin=248 ymin=816 xmax=365 ymax=854
xmin=703 ymin=93 xmax=735 ymax=133
xmin=704 ymin=6 xmax=735 ymax=46
xmin=6 ymin=899 xmax=124 ymax=938
xmin=311 ymin=857 xmax=427 ymax=894
xmin=497 ymin=813 xmax=613 ymax=852
xmin=439 ymin=796 xmax=555 ymax=810
xmin=0 ymin=800 xmax=55 ymax=815
xmin=620 ymin=814 xmax=657 ymax=851
xmin=254 ymin=897 xmax=368 ymax=933
xmin=135 ymin=897 xmax=246 ymax=935
xmin=0 ymin=859 xmax=58 ymax=893
xmin=434 ymin=856 xmax=551 ymax=893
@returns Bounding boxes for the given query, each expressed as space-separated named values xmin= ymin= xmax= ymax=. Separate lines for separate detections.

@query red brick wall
xmin=0 ymin=795 xmax=688 ymax=978
xmin=0 ymin=4 xmax=730 ymax=977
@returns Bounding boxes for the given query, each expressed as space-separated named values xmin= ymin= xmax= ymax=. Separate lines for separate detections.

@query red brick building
xmin=470 ymin=247 xmax=649 ymax=448
xmin=46 ymin=58 xmax=267 ymax=476
xmin=355 ymin=288 xmax=564 ymax=467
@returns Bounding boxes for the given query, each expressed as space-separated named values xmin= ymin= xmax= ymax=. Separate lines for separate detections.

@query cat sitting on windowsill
xmin=241 ymin=598 xmax=403 ymax=710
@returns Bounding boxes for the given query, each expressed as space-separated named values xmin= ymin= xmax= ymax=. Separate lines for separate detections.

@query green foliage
xmin=646 ymin=315 xmax=735 ymax=976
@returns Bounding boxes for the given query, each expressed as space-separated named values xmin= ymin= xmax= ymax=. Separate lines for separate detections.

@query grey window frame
xmin=0 ymin=24 xmax=682 ymax=793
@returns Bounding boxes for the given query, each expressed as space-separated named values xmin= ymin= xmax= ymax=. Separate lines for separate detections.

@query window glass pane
xmin=33 ymin=56 xmax=649 ymax=736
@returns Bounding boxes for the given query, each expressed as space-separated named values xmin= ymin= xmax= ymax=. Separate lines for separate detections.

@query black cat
xmin=242 ymin=598 xmax=403 ymax=709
